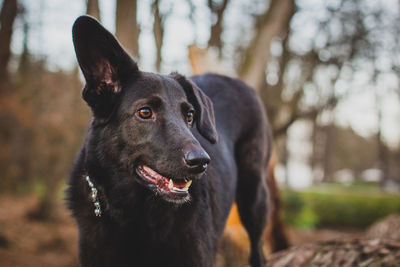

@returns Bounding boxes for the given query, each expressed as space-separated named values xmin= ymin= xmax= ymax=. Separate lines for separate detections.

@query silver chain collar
xmin=85 ymin=175 xmax=102 ymax=217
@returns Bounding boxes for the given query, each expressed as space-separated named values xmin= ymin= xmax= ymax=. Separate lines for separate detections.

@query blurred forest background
xmin=0 ymin=0 xmax=400 ymax=266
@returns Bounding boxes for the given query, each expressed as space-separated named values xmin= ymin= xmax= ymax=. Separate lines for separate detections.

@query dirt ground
xmin=0 ymin=195 xmax=362 ymax=267
xmin=0 ymin=195 xmax=78 ymax=267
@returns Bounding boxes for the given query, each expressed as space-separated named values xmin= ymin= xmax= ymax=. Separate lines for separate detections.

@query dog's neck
xmin=84 ymin=175 xmax=102 ymax=217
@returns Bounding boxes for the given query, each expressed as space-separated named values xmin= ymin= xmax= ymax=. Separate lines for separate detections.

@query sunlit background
xmin=1 ymin=0 xmax=400 ymax=266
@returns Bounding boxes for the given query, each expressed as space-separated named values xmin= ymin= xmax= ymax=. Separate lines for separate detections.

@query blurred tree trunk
xmin=18 ymin=19 xmax=30 ymax=77
xmin=116 ymin=0 xmax=139 ymax=59
xmin=86 ymin=0 xmax=101 ymax=21
xmin=152 ymin=0 xmax=164 ymax=72
xmin=207 ymin=0 xmax=229 ymax=57
xmin=282 ymin=136 xmax=290 ymax=187
xmin=322 ymin=122 xmax=336 ymax=183
xmin=0 ymin=0 xmax=18 ymax=92
xmin=310 ymin=116 xmax=324 ymax=184
xmin=238 ymin=0 xmax=295 ymax=93
xmin=375 ymin=88 xmax=389 ymax=187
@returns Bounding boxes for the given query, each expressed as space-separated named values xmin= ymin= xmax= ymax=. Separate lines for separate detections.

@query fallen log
xmin=366 ymin=214 xmax=400 ymax=241
xmin=267 ymin=238 xmax=400 ymax=266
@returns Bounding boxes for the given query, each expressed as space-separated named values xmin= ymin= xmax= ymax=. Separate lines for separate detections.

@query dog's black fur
xmin=68 ymin=16 xmax=271 ymax=267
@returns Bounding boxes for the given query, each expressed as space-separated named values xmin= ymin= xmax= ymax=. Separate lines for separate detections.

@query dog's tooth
xmin=173 ymin=187 xmax=186 ymax=192
xmin=183 ymin=180 xmax=192 ymax=190
xmin=168 ymin=179 xmax=173 ymax=189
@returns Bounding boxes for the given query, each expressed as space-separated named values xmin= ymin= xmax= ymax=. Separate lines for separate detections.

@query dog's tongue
xmin=140 ymin=165 xmax=192 ymax=192
xmin=173 ymin=181 xmax=187 ymax=189
xmin=143 ymin=166 xmax=163 ymax=180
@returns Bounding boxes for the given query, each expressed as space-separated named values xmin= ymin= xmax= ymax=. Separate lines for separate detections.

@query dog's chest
xmin=92 ymin=199 xmax=212 ymax=262
xmin=101 ymin=221 xmax=213 ymax=266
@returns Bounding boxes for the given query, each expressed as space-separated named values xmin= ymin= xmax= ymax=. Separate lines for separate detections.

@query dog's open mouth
xmin=136 ymin=165 xmax=192 ymax=202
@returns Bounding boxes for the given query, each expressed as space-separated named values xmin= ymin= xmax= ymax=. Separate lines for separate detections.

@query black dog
xmin=68 ymin=16 xmax=271 ymax=267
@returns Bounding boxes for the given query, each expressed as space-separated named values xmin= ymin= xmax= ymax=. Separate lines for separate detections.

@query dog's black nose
xmin=184 ymin=149 xmax=210 ymax=172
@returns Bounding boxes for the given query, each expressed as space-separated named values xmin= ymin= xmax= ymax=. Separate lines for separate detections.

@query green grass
xmin=282 ymin=184 xmax=400 ymax=229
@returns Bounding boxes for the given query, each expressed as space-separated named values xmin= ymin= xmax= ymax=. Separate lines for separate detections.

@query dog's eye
xmin=187 ymin=111 xmax=194 ymax=125
xmin=137 ymin=107 xmax=153 ymax=119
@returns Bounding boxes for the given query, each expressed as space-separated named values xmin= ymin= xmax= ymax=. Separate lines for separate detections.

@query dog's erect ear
xmin=72 ymin=15 xmax=139 ymax=118
xmin=171 ymin=73 xmax=218 ymax=144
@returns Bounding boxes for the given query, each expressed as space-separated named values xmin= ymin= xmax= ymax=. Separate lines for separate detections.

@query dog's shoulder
xmin=190 ymin=73 xmax=266 ymax=132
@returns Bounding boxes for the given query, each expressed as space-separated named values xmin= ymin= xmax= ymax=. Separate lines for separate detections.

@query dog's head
xmin=72 ymin=16 xmax=217 ymax=205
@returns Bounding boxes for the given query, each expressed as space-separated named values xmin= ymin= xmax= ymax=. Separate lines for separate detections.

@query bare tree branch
xmin=273 ymin=95 xmax=338 ymax=137
xmin=238 ymin=0 xmax=296 ymax=92
xmin=86 ymin=0 xmax=101 ymax=21
xmin=207 ymin=0 xmax=229 ymax=56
